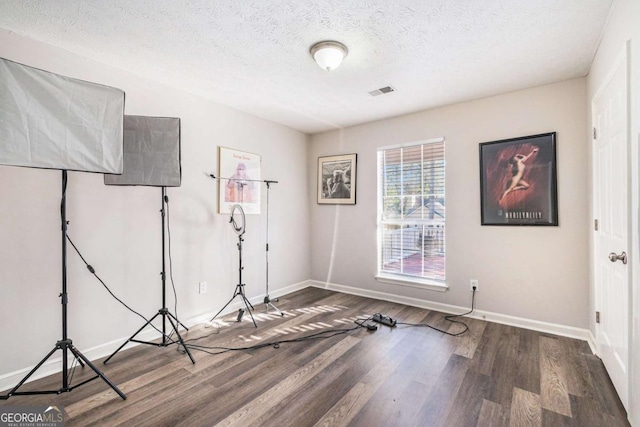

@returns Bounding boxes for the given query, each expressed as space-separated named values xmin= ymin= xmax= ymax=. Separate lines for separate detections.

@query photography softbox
xmin=0 ymin=57 xmax=124 ymax=173
xmin=104 ymin=115 xmax=181 ymax=187
xmin=101 ymin=115 xmax=189 ymax=365
xmin=0 ymin=58 xmax=128 ymax=399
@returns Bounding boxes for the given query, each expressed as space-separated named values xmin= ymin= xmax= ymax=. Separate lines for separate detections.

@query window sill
xmin=375 ymin=273 xmax=448 ymax=292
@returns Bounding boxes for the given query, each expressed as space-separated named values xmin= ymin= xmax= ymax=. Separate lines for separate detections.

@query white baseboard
xmin=587 ymin=329 xmax=598 ymax=356
xmin=1 ymin=278 xmax=594 ymax=393
xmin=0 ymin=324 xmax=193 ymax=394
xmin=0 ymin=279 xmax=313 ymax=394
xmin=310 ymin=280 xmax=595 ymax=346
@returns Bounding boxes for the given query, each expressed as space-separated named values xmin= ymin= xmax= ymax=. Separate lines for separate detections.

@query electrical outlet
xmin=470 ymin=279 xmax=479 ymax=291
xmin=199 ymin=281 xmax=208 ymax=294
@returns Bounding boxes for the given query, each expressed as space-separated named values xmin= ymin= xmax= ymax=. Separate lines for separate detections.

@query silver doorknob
xmin=608 ymin=251 xmax=627 ymax=264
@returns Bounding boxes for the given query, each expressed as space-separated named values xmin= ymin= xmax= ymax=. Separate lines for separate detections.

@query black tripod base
xmin=210 ymin=283 xmax=257 ymax=328
xmin=0 ymin=339 xmax=126 ymax=400
xmin=263 ymin=295 xmax=284 ymax=317
xmin=103 ymin=308 xmax=195 ymax=365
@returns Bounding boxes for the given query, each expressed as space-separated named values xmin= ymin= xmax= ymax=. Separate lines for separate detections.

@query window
xmin=377 ymin=138 xmax=445 ymax=288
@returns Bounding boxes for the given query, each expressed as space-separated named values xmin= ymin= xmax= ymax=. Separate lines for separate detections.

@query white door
xmin=593 ymin=48 xmax=630 ymax=410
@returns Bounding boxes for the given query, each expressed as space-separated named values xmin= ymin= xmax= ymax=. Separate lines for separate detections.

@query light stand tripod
xmin=209 ymin=204 xmax=258 ymax=328
xmin=1 ymin=171 xmax=126 ymax=400
xmin=263 ymin=181 xmax=283 ymax=316
xmin=206 ymin=173 xmax=284 ymax=319
xmin=104 ymin=187 xmax=194 ymax=364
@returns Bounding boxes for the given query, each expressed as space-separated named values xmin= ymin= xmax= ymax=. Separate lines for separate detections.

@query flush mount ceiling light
xmin=310 ymin=41 xmax=348 ymax=71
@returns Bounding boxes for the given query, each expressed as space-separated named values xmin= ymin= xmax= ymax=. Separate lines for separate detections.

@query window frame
xmin=375 ymin=137 xmax=448 ymax=292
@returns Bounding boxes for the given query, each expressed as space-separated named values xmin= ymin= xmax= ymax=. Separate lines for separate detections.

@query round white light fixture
xmin=310 ymin=41 xmax=348 ymax=71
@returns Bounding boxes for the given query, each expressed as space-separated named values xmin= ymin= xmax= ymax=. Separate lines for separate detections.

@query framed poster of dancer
xmin=479 ymin=132 xmax=558 ymax=226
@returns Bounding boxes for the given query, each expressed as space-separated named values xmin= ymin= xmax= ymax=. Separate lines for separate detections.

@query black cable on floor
xmin=396 ymin=289 xmax=476 ymax=337
xmin=184 ymin=317 xmax=374 ymax=355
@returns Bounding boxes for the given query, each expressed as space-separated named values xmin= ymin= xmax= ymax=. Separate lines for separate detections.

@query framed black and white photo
xmin=317 ymin=153 xmax=357 ymax=205
xmin=479 ymin=132 xmax=558 ymax=226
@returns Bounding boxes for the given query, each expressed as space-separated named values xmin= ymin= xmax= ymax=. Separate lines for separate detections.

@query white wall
xmin=309 ymin=78 xmax=589 ymax=329
xmin=0 ymin=30 xmax=310 ymax=380
xmin=587 ymin=0 xmax=640 ymax=423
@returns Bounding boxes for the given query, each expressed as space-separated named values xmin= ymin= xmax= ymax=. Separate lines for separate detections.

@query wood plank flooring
xmin=0 ymin=288 xmax=630 ymax=426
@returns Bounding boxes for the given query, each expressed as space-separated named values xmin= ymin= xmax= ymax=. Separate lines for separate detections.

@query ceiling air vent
xmin=368 ymin=86 xmax=396 ymax=97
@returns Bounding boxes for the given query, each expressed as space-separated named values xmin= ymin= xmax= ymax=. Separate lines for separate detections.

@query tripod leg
xmin=174 ymin=318 xmax=189 ymax=332
xmin=104 ymin=312 xmax=162 ymax=364
xmin=69 ymin=345 xmax=126 ymax=400
xmin=209 ymin=296 xmax=237 ymax=323
xmin=73 ymin=353 xmax=86 ymax=368
xmin=0 ymin=346 xmax=59 ymax=399
xmin=240 ymin=285 xmax=255 ymax=311
xmin=264 ymin=295 xmax=284 ymax=317
xmin=266 ymin=301 xmax=285 ymax=317
xmin=165 ymin=316 xmax=195 ymax=364
xmin=167 ymin=311 xmax=189 ymax=332
xmin=241 ymin=295 xmax=258 ymax=328
xmin=209 ymin=284 xmax=247 ymax=323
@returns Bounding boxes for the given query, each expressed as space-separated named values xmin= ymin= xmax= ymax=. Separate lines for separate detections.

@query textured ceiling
xmin=0 ymin=1 xmax=613 ymax=134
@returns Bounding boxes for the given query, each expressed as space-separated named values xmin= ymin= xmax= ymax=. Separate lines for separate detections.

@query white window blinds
xmin=377 ymin=139 xmax=445 ymax=282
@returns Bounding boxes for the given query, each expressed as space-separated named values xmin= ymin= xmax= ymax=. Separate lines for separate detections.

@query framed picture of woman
xmin=479 ymin=133 xmax=557 ymax=226
xmin=218 ymin=146 xmax=261 ymax=214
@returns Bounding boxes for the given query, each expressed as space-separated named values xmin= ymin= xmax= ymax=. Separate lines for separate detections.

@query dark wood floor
xmin=0 ymin=288 xmax=630 ymax=426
